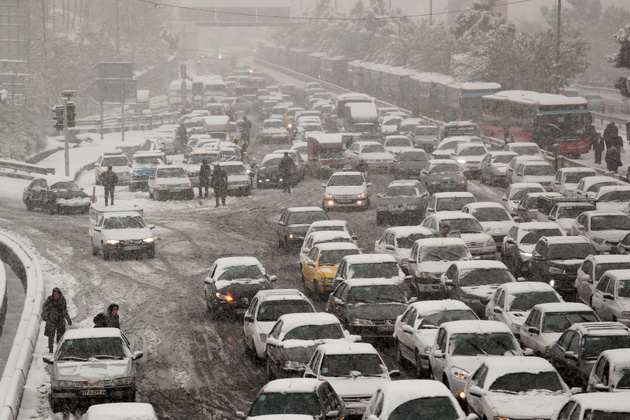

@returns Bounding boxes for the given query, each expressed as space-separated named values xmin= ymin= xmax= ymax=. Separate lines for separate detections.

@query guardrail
xmin=0 ymin=231 xmax=46 ymax=420
xmin=0 ymin=159 xmax=55 ymax=177
xmin=69 ymin=111 xmax=181 ymax=135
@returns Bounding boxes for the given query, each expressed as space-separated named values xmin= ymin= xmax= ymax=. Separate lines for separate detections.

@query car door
xmin=592 ymin=275 xmax=610 ymax=315
xmin=466 ymin=363 xmax=489 ymax=417
xmin=397 ymin=307 xmax=418 ymax=360
xmin=430 ymin=327 xmax=448 ymax=380
xmin=425 ymin=196 xmax=436 ymax=217
xmin=443 ymin=265 xmax=458 ymax=299
xmin=550 ymin=331 xmax=576 ymax=381
xmin=530 ymin=240 xmax=547 ymax=281
xmin=520 ymin=308 xmax=543 ymax=354
xmin=327 ymin=283 xmax=348 ymax=324
xmin=277 ymin=210 xmax=289 ymax=242
xmin=374 ymin=231 xmax=387 ymax=254
xmin=573 ymin=214 xmax=589 ymax=238
xmin=345 ymin=143 xmax=359 ymax=166
xmin=302 ymin=247 xmax=320 ymax=287
xmin=242 ymin=297 xmax=259 ymax=352
xmin=265 ymin=321 xmax=284 ymax=376
xmin=576 ymin=259 xmax=593 ymax=304
xmin=320 ymin=382 xmax=343 ymax=419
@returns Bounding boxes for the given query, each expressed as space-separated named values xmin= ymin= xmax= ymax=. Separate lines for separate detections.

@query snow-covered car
xmin=392 ymin=149 xmax=429 ymax=179
xmin=576 ymin=254 xmax=630 ymax=306
xmin=235 ymin=378 xmax=346 ymax=420
xmin=503 ymin=141 xmax=542 ymax=157
xmin=586 ymin=348 xmax=630 ymax=392
xmin=431 ymin=136 xmax=482 ymax=160
xmin=299 ymin=230 xmax=356 ymax=264
xmin=437 ymin=121 xmax=481 ymax=142
xmin=272 ymin=148 xmax=306 ymax=182
xmin=590 ymin=269 xmax=630 ymax=326
xmin=552 ymin=167 xmax=598 ymax=196
xmin=260 ymin=118 xmax=289 ymax=143
xmin=376 ymin=180 xmax=429 ymax=225
xmin=501 ymin=222 xmax=564 ymax=277
xmin=265 ymin=312 xmax=357 ymax=379
xmin=42 ymin=328 xmax=143 ymax=412
xmin=569 ymin=210 xmax=630 ymax=253
xmin=462 ymin=201 xmax=516 ymax=249
xmin=219 ymin=161 xmax=251 ymax=197
xmin=478 ymin=151 xmax=518 ymax=186
xmin=450 ymin=142 xmax=488 ymax=179
xmin=420 ymin=160 xmax=468 ymax=194
xmin=411 ymin=125 xmax=439 ymax=153
xmin=380 ymin=115 xmax=404 ymax=136
xmin=428 ymin=320 xmax=524 ymax=402
xmin=394 ymin=300 xmax=478 ymax=378
xmin=332 ymin=253 xmax=411 ymax=292
xmin=344 ymin=141 xmax=395 ymax=173
xmin=505 ymin=155 xmax=545 ymax=184
xmin=511 ymin=160 xmax=556 ymax=190
xmin=303 ymin=342 xmax=398 ymax=418
xmin=363 ymin=380 xmax=472 ymax=420
xmin=290 ymin=141 xmax=308 ymax=162
xmin=440 ymin=260 xmax=517 ymax=318
xmin=485 ymin=282 xmax=563 ymax=337
xmin=23 ymin=176 xmax=91 ymax=215
xmin=203 ymin=256 xmax=277 ymax=317
xmin=94 ymin=150 xmax=130 ymax=186
xmin=420 ymin=212 xmax=497 ymax=260
xmin=183 ymin=149 xmax=221 ymax=186
xmin=88 ymin=204 xmax=155 ymax=260
xmin=277 ymin=206 xmax=330 ymax=252
xmin=322 ymin=171 xmax=372 ymax=211
xmin=552 ymin=392 xmax=630 ymax=419
xmin=501 ymin=182 xmax=546 ymax=217
xmin=373 ymin=226 xmax=434 ymax=271
xmin=255 ymin=153 xmax=286 ymax=189
xmin=383 ymin=135 xmax=414 ymax=157
xmin=242 ymin=289 xmax=315 ymax=359
xmin=128 ymin=150 xmax=169 ymax=192
xmin=406 ymin=238 xmax=472 ymax=299
xmin=83 ymin=403 xmax=158 ymax=420
xmin=424 ymin=192 xmax=476 ymax=217
xmin=147 ymin=165 xmax=194 ymax=201
xmin=595 ymin=185 xmax=630 ymax=212
xmin=519 ymin=302 xmax=600 ymax=358
xmin=304 ymin=219 xmax=357 ymax=244
xmin=574 ymin=175 xmax=621 ymax=199
xmin=543 ymin=201 xmax=597 ymax=233
xmin=465 ymin=357 xmax=572 ymax=420
xmin=302 ymin=242 xmax=361 ymax=296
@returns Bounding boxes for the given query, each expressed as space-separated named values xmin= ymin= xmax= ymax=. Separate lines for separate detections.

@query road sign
xmin=85 ymin=79 xmax=137 ymax=104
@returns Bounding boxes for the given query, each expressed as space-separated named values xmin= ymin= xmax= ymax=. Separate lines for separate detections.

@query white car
xmin=450 ymin=142 xmax=488 ymax=178
xmin=462 ymin=202 xmax=516 ymax=249
xmin=576 ymin=254 xmax=630 ymax=305
xmin=304 ymin=219 xmax=357 ymax=244
xmin=591 ymin=269 xmax=630 ymax=326
xmin=219 ymin=161 xmax=251 ymax=197
xmin=574 ymin=175 xmax=621 ymax=199
xmin=344 ymin=141 xmax=395 ymax=173
xmin=242 ymin=289 xmax=315 ymax=359
xmin=586 ymin=348 xmax=630 ymax=392
xmin=393 ymin=300 xmax=478 ymax=378
xmin=260 ymin=118 xmax=289 ymax=143
xmin=94 ymin=150 xmax=130 ymax=186
xmin=83 ymin=403 xmax=158 ymax=420
xmin=465 ymin=357 xmax=572 ymax=420
xmin=478 ymin=151 xmax=519 ymax=186
xmin=425 ymin=191 xmax=476 ymax=217
xmin=380 ymin=115 xmax=404 ymax=135
xmin=322 ymin=171 xmax=372 ymax=211
xmin=505 ymin=154 xmax=545 ymax=184
xmin=303 ymin=342 xmax=398 ymax=418
xmin=373 ymin=226 xmax=434 ymax=271
xmin=147 ymin=165 xmax=194 ymax=201
xmin=595 ymin=185 xmax=630 ymax=212
xmin=428 ymin=320 xmax=524 ymax=402
xmin=363 ymin=380 xmax=473 ymax=420
xmin=519 ymin=302 xmax=600 ymax=357
xmin=503 ymin=141 xmax=542 ymax=157
xmin=431 ymin=136 xmax=482 ymax=160
xmin=551 ymin=392 xmax=630 ymax=419
xmin=485 ymin=282 xmax=563 ymax=337
xmin=552 ymin=167 xmax=597 ymax=196
xmin=501 ymin=182 xmax=545 ymax=217
xmin=569 ymin=210 xmax=630 ymax=253
xmin=382 ymin=135 xmax=414 ymax=156
xmin=290 ymin=141 xmax=308 ymax=162
xmin=299 ymin=230 xmax=356 ymax=267
xmin=511 ymin=160 xmax=556 ymax=191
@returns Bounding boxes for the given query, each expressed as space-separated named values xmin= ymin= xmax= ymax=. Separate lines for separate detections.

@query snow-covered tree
xmin=609 ymin=23 xmax=630 ymax=97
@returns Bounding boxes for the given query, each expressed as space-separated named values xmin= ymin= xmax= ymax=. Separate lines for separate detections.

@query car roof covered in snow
xmin=343 ymin=278 xmax=404 ymax=288
xmin=430 ymin=192 xmax=475 ymax=199
xmin=582 ymin=210 xmax=629 ymax=218
xmin=588 ymin=254 xmax=630 ymax=264
xmin=407 ymin=299 xmax=475 ymax=316
xmin=330 ymin=171 xmax=363 ymax=177
xmin=382 ymin=226 xmax=433 ymax=237
xmin=432 ymin=211 xmax=477 ymax=221
xmin=497 ymin=281 xmax=557 ymax=294
xmin=509 ymin=182 xmax=546 ymax=190
xmin=285 ymin=206 xmax=327 ymax=213
xmin=450 ymin=260 xmax=510 ymax=271
xmin=259 ymin=378 xmax=322 ymax=394
xmin=219 ymin=161 xmax=245 ymax=167
xmin=517 ymin=222 xmax=562 ymax=231
xmin=341 ymin=253 xmax=397 ymax=264
xmin=532 ymin=302 xmax=594 ymax=314
xmin=62 ymin=327 xmax=123 ymax=340
xmin=565 ymin=392 xmax=630 ymax=413
xmin=558 ymin=167 xmax=597 ymax=174
xmin=253 ymin=289 xmax=310 ymax=303
xmin=599 ymin=348 xmax=630 ymax=364
xmin=542 ymin=236 xmax=591 ymax=245
xmin=84 ymin=402 xmax=158 ymax=420
xmin=305 ymin=230 xmax=353 ymax=243
xmin=277 ymin=312 xmax=341 ymax=331
xmin=441 ymin=320 xmax=513 ymax=335
xmin=598 ymin=269 xmax=630 ymax=281
xmin=214 ymin=256 xmax=262 ymax=269
xmin=481 ymin=357 xmax=561 ymax=388
xmin=378 ymin=380 xmax=462 ymax=417
xmin=463 ymin=202 xmax=508 ymax=211
xmin=314 ymin=242 xmax=360 ymax=252
xmin=316 ymin=341 xmax=379 ymax=355
xmin=309 ymin=220 xmax=349 ymax=228
xmin=413 ymin=237 xmax=468 ymax=247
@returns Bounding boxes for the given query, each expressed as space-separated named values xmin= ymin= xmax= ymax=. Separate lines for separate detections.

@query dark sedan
xmin=255 ymin=153 xmax=286 ymax=189
xmin=326 ymin=279 xmax=410 ymax=339
xmin=420 ymin=160 xmax=467 ymax=194
xmin=393 ymin=149 xmax=429 ymax=180
xmin=376 ymin=181 xmax=429 ymax=226
xmin=23 ymin=176 xmax=91 ymax=215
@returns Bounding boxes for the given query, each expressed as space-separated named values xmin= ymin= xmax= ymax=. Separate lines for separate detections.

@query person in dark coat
xmin=278 ymin=152 xmax=296 ymax=193
xmin=42 ymin=287 xmax=72 ymax=353
xmin=100 ymin=166 xmax=118 ymax=206
xmin=211 ymin=164 xmax=228 ymax=207
xmin=198 ymin=159 xmax=211 ymax=198
xmin=93 ymin=303 xmax=120 ymax=329
xmin=592 ymin=132 xmax=605 ymax=165
xmin=241 ymin=115 xmax=252 ymax=147
xmin=606 ymin=146 xmax=622 ymax=173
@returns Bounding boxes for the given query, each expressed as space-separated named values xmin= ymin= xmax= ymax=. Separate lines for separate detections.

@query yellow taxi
xmin=302 ymin=242 xmax=361 ymax=296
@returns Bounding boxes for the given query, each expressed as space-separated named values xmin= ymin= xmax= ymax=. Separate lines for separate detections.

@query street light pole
xmin=116 ymin=0 xmax=119 ymax=54
xmin=430 ymin=0 xmax=433 ymax=26
xmin=63 ymin=96 xmax=69 ymax=177
xmin=556 ymin=0 xmax=561 ymax=93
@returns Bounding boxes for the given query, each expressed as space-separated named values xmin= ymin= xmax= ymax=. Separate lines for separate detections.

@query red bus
xmin=481 ymin=90 xmax=591 ymax=157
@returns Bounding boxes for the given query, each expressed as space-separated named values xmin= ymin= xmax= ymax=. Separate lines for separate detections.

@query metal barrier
xmin=0 ymin=159 xmax=55 ymax=176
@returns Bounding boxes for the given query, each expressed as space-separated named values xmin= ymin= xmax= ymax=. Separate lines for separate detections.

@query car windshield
xmin=189 ymin=154 xmax=220 ymax=164
xmin=430 ymin=163 xmax=461 ymax=174
xmin=58 ymin=337 xmax=125 ymax=360
xmin=415 ymin=126 xmax=438 ymax=136
xmin=439 ymin=218 xmax=483 ymax=234
xmin=598 ymin=191 xmax=630 ymax=202
xmin=103 ymin=215 xmax=146 ymax=229
xmin=595 ymin=263 xmax=630 ymax=282
xmin=564 ymin=172 xmax=595 ymax=184
xmin=283 ymin=323 xmax=345 ymax=341
xmin=101 ymin=156 xmax=128 ymax=166
xmin=511 ymin=187 xmax=544 ymax=201
xmin=256 ymin=300 xmax=314 ymax=322
xmin=348 ymin=262 xmax=400 ymax=280
xmin=383 ymin=117 xmax=403 ymax=126
xmin=512 ymin=145 xmax=539 ymax=155
xmin=459 ymin=268 xmax=514 ymax=286
xmin=438 ymin=140 xmax=463 ymax=150
xmin=261 ymin=157 xmax=283 ymax=168
xmin=618 ymin=280 xmax=630 ymax=298
xmin=489 ymin=371 xmax=564 ymax=393
xmin=347 ymin=285 xmax=406 ymax=304
xmin=520 ymin=229 xmax=563 ymax=245
xmin=318 ymin=248 xmax=360 ymax=266
xmin=493 ymin=155 xmax=516 ymax=164
xmin=508 ymin=291 xmax=561 ymax=312
xmin=557 ymin=206 xmax=595 ymax=219
xmin=328 ymin=174 xmax=364 ymax=187
xmin=387 ymin=397 xmax=460 ymax=420
xmin=420 ymin=245 xmax=470 ymax=262
xmin=583 ymin=335 xmax=630 ymax=360
xmin=472 ymin=207 xmax=511 ymax=222
xmin=248 ymin=392 xmax=321 ymax=417
xmin=384 ymin=186 xmax=418 ymax=197
xmin=396 ymin=233 xmax=432 ymax=249
xmin=582 ymin=410 xmax=630 ymax=419
xmin=362 ymin=144 xmax=386 ymax=153
xmin=287 ymin=211 xmax=328 ymax=225
xmin=524 ymin=165 xmax=555 ymax=176
xmin=221 ymin=165 xmax=246 ymax=175
xmin=320 ymin=353 xmax=384 ymax=377
xmin=547 ymin=243 xmax=595 ymax=260
xmin=591 ymin=215 xmax=630 ymax=231
xmin=386 ymin=138 xmax=412 ymax=147
xmin=449 ymin=332 xmax=518 ymax=356
xmin=421 ymin=310 xmax=478 ymax=328
xmin=156 ymin=168 xmax=186 ymax=178
xmin=134 ymin=156 xmax=162 ymax=165
xmin=217 ymin=265 xmax=264 ymax=281
xmin=542 ymin=311 xmax=599 ymax=332
xmin=436 ymin=197 xmax=476 ymax=212
xmin=399 ymin=151 xmax=427 ymax=162
xmin=586 ymin=181 xmax=617 ymax=193
xmin=50 ymin=181 xmax=80 ymax=190
xmin=458 ymin=146 xmax=486 ymax=157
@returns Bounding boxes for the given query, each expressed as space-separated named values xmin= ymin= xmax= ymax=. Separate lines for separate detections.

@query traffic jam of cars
xmin=23 ymin=61 xmax=630 ymax=419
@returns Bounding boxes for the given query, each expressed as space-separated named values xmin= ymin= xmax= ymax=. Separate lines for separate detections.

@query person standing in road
xmin=42 ymin=287 xmax=72 ymax=353
xmin=177 ymin=123 xmax=188 ymax=154
xmin=198 ymin=159 xmax=211 ymax=198
xmin=278 ymin=151 xmax=296 ymax=193
xmin=606 ymin=146 xmax=623 ymax=173
xmin=93 ymin=303 xmax=120 ymax=329
xmin=100 ymin=166 xmax=118 ymax=206
xmin=241 ymin=115 xmax=252 ymax=150
xmin=211 ymin=164 xmax=228 ymax=207
xmin=593 ymin=132 xmax=605 ymax=164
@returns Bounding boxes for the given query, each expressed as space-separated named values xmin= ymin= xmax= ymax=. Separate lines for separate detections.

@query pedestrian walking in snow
xmin=211 ymin=164 xmax=228 ymax=207
xmin=42 ymin=287 xmax=72 ymax=353
xmin=593 ymin=132 xmax=605 ymax=165
xmin=100 ymin=166 xmax=118 ymax=206
xmin=278 ymin=152 xmax=296 ymax=193
xmin=606 ymin=146 xmax=622 ymax=173
xmin=198 ymin=159 xmax=211 ymax=198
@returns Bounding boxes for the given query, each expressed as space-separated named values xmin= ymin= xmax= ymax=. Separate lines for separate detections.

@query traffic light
xmin=52 ymin=105 xmax=64 ymax=130
xmin=66 ymin=102 xmax=76 ymax=127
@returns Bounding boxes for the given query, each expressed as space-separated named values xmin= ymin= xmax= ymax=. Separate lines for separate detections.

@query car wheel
xmin=395 ymin=342 xmax=404 ymax=366
xmin=24 ymin=199 xmax=34 ymax=211
xmin=129 ymin=184 xmax=136 ymax=193
xmin=102 ymin=244 xmax=110 ymax=260
xmin=266 ymin=356 xmax=275 ymax=380
xmin=416 ymin=352 xmax=429 ymax=379
xmin=91 ymin=238 xmax=98 ymax=256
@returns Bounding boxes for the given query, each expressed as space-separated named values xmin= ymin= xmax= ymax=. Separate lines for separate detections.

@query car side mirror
xmin=603 ymin=293 xmax=614 ymax=300
xmin=402 ymin=324 xmax=415 ymax=334
xmin=594 ymin=383 xmax=609 ymax=392
xmin=444 ymin=278 xmax=454 ymax=287
xmin=570 ymin=387 xmax=583 ymax=395
xmin=304 ymin=371 xmax=317 ymax=379
xmin=502 ymin=197 xmax=507 ymax=201
xmin=149 ymin=224 xmax=155 ymax=229
xmin=132 ymin=351 xmax=144 ymax=360
xmin=385 ymin=244 xmax=394 ymax=251
xmin=367 ymin=182 xmax=373 ymax=187
xmin=42 ymin=356 xmax=53 ymax=364
xmin=266 ymin=337 xmax=279 ymax=346
xmin=528 ymin=327 xmax=540 ymax=335
xmin=388 ymin=369 xmax=400 ymax=378
xmin=327 ymin=411 xmax=341 ymax=419
xmin=505 ymin=238 xmax=516 ymax=245
xmin=468 ymin=385 xmax=484 ymax=398
xmin=267 ymin=275 xmax=277 ymax=283
xmin=377 ymin=193 xmax=383 ymax=199
xmin=407 ymin=258 xmax=416 ymax=264
xmin=321 ymin=183 xmax=326 ymax=187
xmin=493 ymin=307 xmax=503 ymax=314
xmin=522 ymin=348 xmax=534 ymax=356
xmin=565 ymin=350 xmax=578 ymax=361
xmin=432 ymin=349 xmax=445 ymax=358
xmin=243 ymin=314 xmax=253 ymax=323
xmin=278 ymin=221 xmax=285 ymax=226
xmin=94 ymin=227 xmax=102 ymax=232
xmin=235 ymin=411 xmax=247 ymax=419
xmin=548 ymin=215 xmax=556 ymax=221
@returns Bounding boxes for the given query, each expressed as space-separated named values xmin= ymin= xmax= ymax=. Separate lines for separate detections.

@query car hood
xmin=397 ymin=161 xmax=425 ymax=170
xmin=556 ymin=218 xmax=574 ymax=231
xmin=591 ymin=230 xmax=630 ymax=242
xmin=414 ymin=135 xmax=436 ymax=143
xmin=427 ymin=173 xmax=465 ymax=181
xmin=282 ymin=338 xmax=349 ymax=364
xmin=521 ymin=175 xmax=554 ymax=184
xmin=102 ymin=228 xmax=152 ymax=240
xmin=460 ymin=233 xmax=492 ymax=244
xmin=492 ymin=164 xmax=509 ymax=174
xmin=227 ymin=174 xmax=249 ymax=183
xmin=378 ymin=196 xmax=424 ymax=206
xmin=449 ymin=356 xmax=488 ymax=375
xmin=460 ymin=286 xmax=500 ymax=301
xmin=52 ymin=190 xmax=89 ymax=199
xmin=156 ymin=177 xmax=190 ymax=185
xmin=431 ymin=150 xmax=453 ymax=159
xmin=485 ymin=393 xmax=569 ymax=418
xmin=327 ymin=376 xmax=389 ymax=398
xmin=347 ymin=302 xmax=407 ymax=320
xmin=549 ymin=259 xmax=584 ymax=269
xmin=327 ymin=186 xmax=365 ymax=196
xmin=360 ymin=152 xmax=393 ymax=160
xmin=287 ymin=224 xmax=312 ymax=237
xmin=53 ymin=359 xmax=131 ymax=382
xmin=540 ymin=332 xmax=563 ymax=347
xmin=456 ymin=156 xmax=484 ymax=164
xmin=215 ymin=279 xmax=268 ymax=297
xmin=386 ymin=146 xmax=414 ymax=154
xmin=263 ymin=128 xmax=287 ymax=135
xmin=417 ymin=261 xmax=453 ymax=275
xmin=481 ymin=221 xmax=514 ymax=234
xmin=505 ymin=311 xmax=529 ymax=325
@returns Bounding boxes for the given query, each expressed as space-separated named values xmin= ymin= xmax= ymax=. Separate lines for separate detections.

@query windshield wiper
xmin=427 ymin=252 xmax=447 ymax=262
xmin=490 ymin=337 xmax=516 ymax=355
xmin=465 ymin=339 xmax=488 ymax=355
xmin=58 ymin=356 xmax=87 ymax=361
xmin=93 ymin=354 xmax=123 ymax=360
xmin=446 ymin=250 xmax=465 ymax=259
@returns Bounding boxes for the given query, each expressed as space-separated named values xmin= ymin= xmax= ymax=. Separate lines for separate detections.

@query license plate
xmin=80 ymin=389 xmax=106 ymax=396
xmin=124 ymin=246 xmax=142 ymax=251
xmin=377 ymin=326 xmax=393 ymax=333
xmin=235 ymin=308 xmax=247 ymax=314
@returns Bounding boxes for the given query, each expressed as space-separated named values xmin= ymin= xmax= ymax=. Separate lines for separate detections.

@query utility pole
xmin=121 ymin=76 xmax=125 ymax=141
xmin=556 ymin=0 xmax=561 ymax=93
xmin=63 ymin=96 xmax=69 ymax=176
xmin=430 ymin=0 xmax=433 ymax=26
xmin=115 ymin=0 xmax=119 ymax=54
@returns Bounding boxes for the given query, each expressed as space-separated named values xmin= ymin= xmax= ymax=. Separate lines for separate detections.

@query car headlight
xmin=259 ymin=333 xmax=267 ymax=343
xmin=112 ymin=376 xmax=134 ymax=385
xmin=549 ymin=267 xmax=565 ymax=274
xmin=592 ymin=236 xmax=605 ymax=245
xmin=511 ymin=323 xmax=520 ymax=331
xmin=325 ymin=193 xmax=334 ymax=199
xmin=460 ymin=179 xmax=466 ymax=184
xmin=549 ymin=279 xmax=556 ymax=287
xmin=357 ymin=192 xmax=366 ymax=198
xmin=106 ymin=239 xmax=120 ymax=245
xmin=457 ymin=159 xmax=466 ymax=164
xmin=519 ymin=250 xmax=532 ymax=257
xmin=143 ymin=237 xmax=154 ymax=243
xmin=53 ymin=380 xmax=75 ymax=388
xmin=353 ymin=318 xmax=375 ymax=326
xmin=215 ymin=292 xmax=234 ymax=302
xmin=283 ymin=361 xmax=306 ymax=369
xmin=486 ymin=238 xmax=496 ymax=247
xmin=451 ymin=367 xmax=469 ymax=381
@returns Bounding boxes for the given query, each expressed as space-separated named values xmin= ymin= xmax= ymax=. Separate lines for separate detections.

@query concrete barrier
xmin=0 ymin=257 xmax=5 ymax=339
xmin=0 ymin=231 xmax=45 ymax=420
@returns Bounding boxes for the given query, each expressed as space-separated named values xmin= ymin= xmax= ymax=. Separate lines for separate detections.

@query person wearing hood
xmin=42 ymin=287 xmax=72 ymax=353
xmin=93 ymin=303 xmax=120 ymax=329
